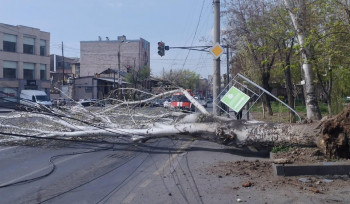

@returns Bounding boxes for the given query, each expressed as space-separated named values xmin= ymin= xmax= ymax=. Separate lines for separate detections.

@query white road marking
xmin=0 ymin=146 xmax=16 ymax=152
xmin=0 ymin=154 xmax=83 ymax=186
xmin=122 ymin=193 xmax=136 ymax=204
xmin=139 ymin=179 xmax=152 ymax=188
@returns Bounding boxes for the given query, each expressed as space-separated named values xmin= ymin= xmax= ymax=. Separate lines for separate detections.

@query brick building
xmin=73 ymin=35 xmax=150 ymax=100
xmin=80 ymin=35 xmax=150 ymax=79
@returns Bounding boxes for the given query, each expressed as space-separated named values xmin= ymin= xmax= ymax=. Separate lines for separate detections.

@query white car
xmin=20 ymin=90 xmax=52 ymax=109
xmin=199 ymin=97 xmax=207 ymax=108
xmin=163 ymin=100 xmax=171 ymax=108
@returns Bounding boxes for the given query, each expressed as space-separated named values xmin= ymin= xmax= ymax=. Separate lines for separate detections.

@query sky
xmin=0 ymin=0 xmax=228 ymax=78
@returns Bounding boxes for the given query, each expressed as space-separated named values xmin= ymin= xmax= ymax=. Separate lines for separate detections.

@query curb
xmin=0 ymin=108 xmax=14 ymax=113
xmin=271 ymin=152 xmax=350 ymax=176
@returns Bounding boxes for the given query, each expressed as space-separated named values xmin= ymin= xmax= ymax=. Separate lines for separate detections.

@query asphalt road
xmin=0 ymin=138 xmax=202 ymax=204
xmin=1 ymin=137 xmax=349 ymax=204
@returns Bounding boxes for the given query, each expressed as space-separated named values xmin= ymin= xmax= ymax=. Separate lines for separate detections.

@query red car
xmin=170 ymin=92 xmax=195 ymax=111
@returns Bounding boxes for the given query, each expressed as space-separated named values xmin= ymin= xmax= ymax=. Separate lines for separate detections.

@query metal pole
xmin=62 ymin=41 xmax=65 ymax=85
xmin=113 ymin=71 xmax=116 ymax=89
xmin=213 ymin=0 xmax=221 ymax=116
xmin=226 ymin=45 xmax=230 ymax=117
xmin=118 ymin=51 xmax=121 ymax=86
xmin=118 ymin=45 xmax=121 ymax=99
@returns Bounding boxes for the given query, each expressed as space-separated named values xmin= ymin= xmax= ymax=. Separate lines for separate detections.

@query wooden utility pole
xmin=213 ymin=0 xmax=221 ymax=115
xmin=62 ymin=41 xmax=65 ymax=85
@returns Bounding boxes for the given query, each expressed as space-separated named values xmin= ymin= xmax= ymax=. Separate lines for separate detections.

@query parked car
xmin=207 ymin=96 xmax=213 ymax=103
xmin=52 ymin=98 xmax=74 ymax=107
xmin=20 ymin=90 xmax=52 ymax=109
xmin=79 ymin=99 xmax=105 ymax=107
xmin=199 ymin=97 xmax=207 ymax=108
xmin=150 ymin=99 xmax=163 ymax=107
xmin=163 ymin=99 xmax=171 ymax=108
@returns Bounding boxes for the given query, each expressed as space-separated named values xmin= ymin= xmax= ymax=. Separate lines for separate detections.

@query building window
xmin=85 ymin=87 xmax=92 ymax=93
xmin=23 ymin=37 xmax=35 ymax=54
xmin=40 ymin=40 xmax=46 ymax=56
xmin=3 ymin=61 xmax=17 ymax=79
xmin=3 ymin=34 xmax=17 ymax=52
xmin=40 ymin=64 xmax=46 ymax=80
xmin=23 ymin=62 xmax=35 ymax=80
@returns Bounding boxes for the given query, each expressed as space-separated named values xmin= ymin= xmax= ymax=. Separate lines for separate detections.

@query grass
xmin=271 ymin=145 xmax=290 ymax=153
xmin=248 ymin=101 xmax=330 ymax=123
xmin=250 ymin=101 xmax=328 ymax=114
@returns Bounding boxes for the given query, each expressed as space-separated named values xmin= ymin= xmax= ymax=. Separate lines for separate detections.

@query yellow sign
xmin=210 ymin=43 xmax=224 ymax=59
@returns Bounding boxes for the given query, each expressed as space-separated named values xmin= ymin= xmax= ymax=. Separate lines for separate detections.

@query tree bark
xmin=283 ymin=0 xmax=322 ymax=120
xmin=284 ymin=64 xmax=296 ymax=123
xmin=262 ymin=71 xmax=273 ymax=116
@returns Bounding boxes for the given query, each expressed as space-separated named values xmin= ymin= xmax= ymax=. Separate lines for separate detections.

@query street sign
xmin=220 ymin=86 xmax=250 ymax=112
xmin=210 ymin=43 xmax=224 ymax=59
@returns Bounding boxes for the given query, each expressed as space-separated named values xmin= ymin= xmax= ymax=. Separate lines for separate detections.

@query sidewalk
xmin=162 ymin=140 xmax=350 ymax=203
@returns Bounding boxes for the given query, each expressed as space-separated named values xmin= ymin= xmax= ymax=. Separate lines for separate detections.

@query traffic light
xmin=158 ymin=41 xmax=165 ymax=57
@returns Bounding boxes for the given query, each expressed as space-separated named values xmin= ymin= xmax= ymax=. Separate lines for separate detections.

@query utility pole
xmin=213 ymin=0 xmax=221 ymax=115
xmin=118 ymin=51 xmax=121 ymax=98
xmin=62 ymin=41 xmax=65 ymax=85
xmin=226 ymin=45 xmax=230 ymax=117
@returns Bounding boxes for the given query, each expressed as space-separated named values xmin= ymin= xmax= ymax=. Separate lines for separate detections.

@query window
xmin=85 ymin=87 xmax=92 ymax=93
xmin=3 ymin=61 xmax=17 ymax=79
xmin=23 ymin=37 xmax=35 ymax=54
xmin=23 ymin=63 xmax=35 ymax=80
xmin=40 ymin=64 xmax=46 ymax=80
xmin=3 ymin=34 xmax=17 ymax=52
xmin=40 ymin=40 xmax=46 ymax=56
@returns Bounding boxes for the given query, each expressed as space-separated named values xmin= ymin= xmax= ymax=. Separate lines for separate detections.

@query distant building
xmin=49 ymin=55 xmax=80 ymax=98
xmin=80 ymin=35 xmax=150 ymax=80
xmin=74 ymin=35 xmax=150 ymax=100
xmin=0 ymin=23 xmax=50 ymax=107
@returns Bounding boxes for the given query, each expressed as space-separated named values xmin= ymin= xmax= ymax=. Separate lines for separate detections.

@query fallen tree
xmin=0 ymin=89 xmax=349 ymax=159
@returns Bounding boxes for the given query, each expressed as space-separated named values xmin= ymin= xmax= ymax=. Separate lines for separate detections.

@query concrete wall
xmin=80 ymin=38 xmax=150 ymax=77
xmin=0 ymin=23 xmax=50 ymax=96
xmin=73 ymin=77 xmax=96 ymax=100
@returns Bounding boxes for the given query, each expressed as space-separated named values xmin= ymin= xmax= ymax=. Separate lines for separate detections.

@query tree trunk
xmin=262 ymin=71 xmax=273 ymax=115
xmin=3 ymin=88 xmax=350 ymax=160
xmin=284 ymin=0 xmax=322 ymax=121
xmin=303 ymin=63 xmax=322 ymax=120
xmin=284 ymin=64 xmax=296 ymax=123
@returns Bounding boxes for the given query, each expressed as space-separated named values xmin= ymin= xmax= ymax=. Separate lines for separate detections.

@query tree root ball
xmin=317 ymin=104 xmax=350 ymax=159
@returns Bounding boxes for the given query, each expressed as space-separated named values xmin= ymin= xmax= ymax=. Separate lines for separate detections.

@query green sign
xmin=220 ymin=87 xmax=250 ymax=112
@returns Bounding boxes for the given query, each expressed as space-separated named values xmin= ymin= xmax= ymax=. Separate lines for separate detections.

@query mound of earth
xmin=317 ymin=104 xmax=350 ymax=159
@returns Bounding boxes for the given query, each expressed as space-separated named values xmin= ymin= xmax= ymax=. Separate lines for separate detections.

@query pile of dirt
xmin=271 ymin=147 xmax=331 ymax=164
xmin=317 ymin=104 xmax=350 ymax=159
xmin=203 ymin=158 xmax=350 ymax=194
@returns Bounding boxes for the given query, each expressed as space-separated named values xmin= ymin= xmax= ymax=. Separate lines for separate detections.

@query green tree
xmin=163 ymin=69 xmax=200 ymax=90
xmin=126 ymin=66 xmax=151 ymax=88
xmin=223 ymin=0 xmax=280 ymax=116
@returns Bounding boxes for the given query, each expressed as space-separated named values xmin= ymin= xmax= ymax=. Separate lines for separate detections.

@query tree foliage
xmin=223 ymin=0 xmax=350 ymax=117
xmin=163 ymin=69 xmax=200 ymax=90
xmin=126 ymin=66 xmax=151 ymax=87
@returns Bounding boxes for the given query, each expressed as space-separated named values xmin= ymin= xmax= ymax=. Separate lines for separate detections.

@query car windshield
xmin=171 ymin=95 xmax=189 ymax=102
xmin=35 ymin=95 xmax=49 ymax=102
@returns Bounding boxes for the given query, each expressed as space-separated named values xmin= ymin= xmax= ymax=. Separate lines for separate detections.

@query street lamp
xmin=118 ymin=41 xmax=129 ymax=87
xmin=117 ymin=41 xmax=129 ymax=97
